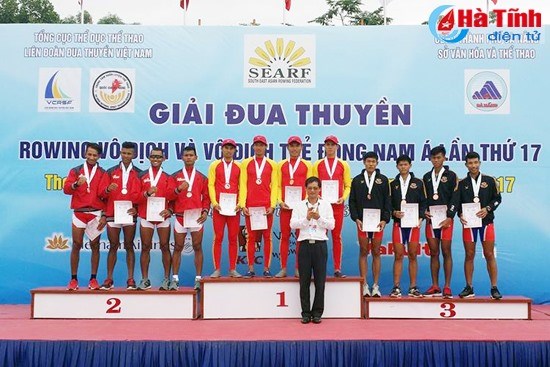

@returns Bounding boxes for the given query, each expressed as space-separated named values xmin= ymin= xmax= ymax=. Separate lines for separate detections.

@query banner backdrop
xmin=0 ymin=24 xmax=548 ymax=304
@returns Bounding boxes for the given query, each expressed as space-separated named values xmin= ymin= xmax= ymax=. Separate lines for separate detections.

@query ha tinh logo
xmin=244 ymin=35 xmax=316 ymax=88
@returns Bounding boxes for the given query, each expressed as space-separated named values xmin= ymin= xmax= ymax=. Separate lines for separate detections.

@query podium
xmin=31 ymin=287 xmax=197 ymax=319
xmin=365 ymin=296 xmax=531 ymax=320
xmin=201 ymin=276 xmax=363 ymax=319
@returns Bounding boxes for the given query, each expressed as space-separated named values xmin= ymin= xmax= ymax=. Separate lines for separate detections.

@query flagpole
xmin=486 ymin=0 xmax=489 ymax=14
xmin=383 ymin=0 xmax=387 ymax=25
xmin=184 ymin=7 xmax=187 ymax=26
xmin=283 ymin=4 xmax=286 ymax=25
xmin=80 ymin=0 xmax=84 ymax=24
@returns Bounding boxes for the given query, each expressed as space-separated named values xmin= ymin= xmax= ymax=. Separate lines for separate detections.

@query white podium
xmin=365 ymin=296 xmax=531 ymax=320
xmin=31 ymin=287 xmax=197 ymax=319
xmin=201 ymin=277 xmax=363 ymax=319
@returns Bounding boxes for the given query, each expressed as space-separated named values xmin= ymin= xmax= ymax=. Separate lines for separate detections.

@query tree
xmin=60 ymin=10 xmax=92 ymax=24
xmin=17 ymin=0 xmax=59 ymax=23
xmin=310 ymin=0 xmax=391 ymax=26
xmin=97 ymin=13 xmax=124 ymax=25
xmin=0 ymin=0 xmax=19 ymax=23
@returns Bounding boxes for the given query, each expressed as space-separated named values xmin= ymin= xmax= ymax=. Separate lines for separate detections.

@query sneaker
xmin=371 ymin=284 xmax=381 ymax=298
xmin=408 ymin=286 xmax=423 ymax=298
xmin=390 ymin=286 xmax=402 ymax=298
xmin=194 ymin=278 xmax=201 ymax=291
xmin=126 ymin=278 xmax=137 ymax=290
xmin=362 ymin=283 xmax=371 ymax=297
xmin=334 ymin=271 xmax=347 ymax=278
xmin=459 ymin=285 xmax=475 ymax=299
xmin=312 ymin=316 xmax=322 ymax=324
xmin=263 ymin=270 xmax=273 ymax=278
xmin=159 ymin=278 xmax=170 ymax=291
xmin=301 ymin=316 xmax=311 ymax=324
xmin=88 ymin=278 xmax=100 ymax=290
xmin=100 ymin=279 xmax=114 ymax=290
xmin=229 ymin=270 xmax=242 ymax=278
xmin=244 ymin=270 xmax=255 ymax=278
xmin=423 ymin=285 xmax=442 ymax=297
xmin=210 ymin=269 xmax=221 ymax=278
xmin=442 ymin=286 xmax=453 ymax=299
xmin=490 ymin=286 xmax=502 ymax=300
xmin=67 ymin=279 xmax=79 ymax=291
xmin=168 ymin=279 xmax=179 ymax=291
xmin=274 ymin=269 xmax=287 ymax=278
xmin=137 ymin=278 xmax=151 ymax=291
xmin=294 ymin=269 xmax=300 ymax=278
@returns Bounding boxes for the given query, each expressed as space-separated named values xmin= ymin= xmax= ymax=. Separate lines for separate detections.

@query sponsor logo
xmin=410 ymin=183 xmax=418 ymax=189
xmin=38 ymin=68 xmax=81 ymax=112
xmin=90 ymin=69 xmax=135 ymax=112
xmin=465 ymin=70 xmax=510 ymax=114
xmin=44 ymin=233 xmax=70 ymax=251
xmin=481 ymin=182 xmax=489 ymax=188
xmin=429 ymin=4 xmax=542 ymax=44
xmin=375 ymin=178 xmax=383 ymax=184
xmin=244 ymin=35 xmax=316 ymax=88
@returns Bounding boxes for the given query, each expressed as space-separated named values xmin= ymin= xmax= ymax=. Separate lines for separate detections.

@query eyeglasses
xmin=149 ymin=155 xmax=163 ymax=159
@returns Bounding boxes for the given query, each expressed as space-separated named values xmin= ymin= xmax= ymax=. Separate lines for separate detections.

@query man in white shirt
xmin=290 ymin=177 xmax=335 ymax=324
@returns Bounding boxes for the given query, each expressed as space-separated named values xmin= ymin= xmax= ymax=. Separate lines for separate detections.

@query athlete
xmin=313 ymin=135 xmax=351 ymax=277
xmin=275 ymin=136 xmax=312 ymax=278
xmin=63 ymin=142 xmax=106 ymax=291
xmin=458 ymin=151 xmax=502 ymax=300
xmin=349 ymin=152 xmax=391 ymax=297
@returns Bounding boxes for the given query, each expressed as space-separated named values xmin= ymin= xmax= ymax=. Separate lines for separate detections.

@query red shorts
xmin=72 ymin=210 xmax=101 ymax=229
xmin=392 ymin=222 xmax=420 ymax=245
xmin=463 ymin=223 xmax=495 ymax=243
xmin=425 ymin=219 xmax=454 ymax=241
xmin=357 ymin=228 xmax=384 ymax=240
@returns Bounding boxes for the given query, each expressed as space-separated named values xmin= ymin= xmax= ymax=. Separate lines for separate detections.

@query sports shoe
xmin=312 ymin=316 xmax=322 ymax=324
xmin=126 ymin=278 xmax=137 ymax=290
xmin=390 ymin=286 xmax=402 ymax=298
xmin=194 ymin=278 xmax=201 ymax=290
xmin=301 ymin=316 xmax=311 ymax=324
xmin=263 ymin=270 xmax=273 ymax=278
xmin=159 ymin=278 xmax=170 ymax=291
xmin=244 ymin=270 xmax=255 ymax=278
xmin=408 ymin=286 xmax=423 ymax=298
xmin=100 ymin=279 xmax=114 ymax=290
xmin=168 ymin=279 xmax=179 ymax=291
xmin=371 ymin=284 xmax=381 ymax=298
xmin=423 ymin=285 xmax=442 ymax=297
xmin=88 ymin=278 xmax=100 ymax=290
xmin=490 ymin=286 xmax=502 ymax=300
xmin=334 ymin=271 xmax=346 ymax=278
xmin=137 ymin=278 xmax=151 ymax=291
xmin=67 ymin=279 xmax=79 ymax=291
xmin=362 ymin=283 xmax=371 ymax=297
xmin=459 ymin=285 xmax=475 ymax=299
xmin=210 ymin=269 xmax=221 ymax=278
xmin=294 ymin=269 xmax=300 ymax=278
xmin=274 ymin=269 xmax=287 ymax=278
xmin=229 ymin=270 xmax=242 ymax=278
xmin=442 ymin=286 xmax=453 ymax=299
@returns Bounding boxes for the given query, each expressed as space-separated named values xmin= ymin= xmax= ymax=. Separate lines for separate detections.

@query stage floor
xmin=1 ymin=304 xmax=549 ymax=342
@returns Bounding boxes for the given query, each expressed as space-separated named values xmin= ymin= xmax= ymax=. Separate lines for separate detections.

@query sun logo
xmin=249 ymin=38 xmax=311 ymax=69
xmin=45 ymin=233 xmax=70 ymax=251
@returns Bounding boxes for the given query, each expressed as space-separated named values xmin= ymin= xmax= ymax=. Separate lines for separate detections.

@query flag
xmin=180 ymin=0 xmax=190 ymax=10
xmin=491 ymin=0 xmax=498 ymax=4
xmin=285 ymin=0 xmax=291 ymax=11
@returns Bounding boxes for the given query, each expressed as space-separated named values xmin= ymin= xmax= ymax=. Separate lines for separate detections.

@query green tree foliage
xmin=310 ymin=0 xmax=392 ymax=26
xmin=0 ymin=0 xmax=59 ymax=23
xmin=97 ymin=13 xmax=124 ymax=25
xmin=60 ymin=11 xmax=93 ymax=24
xmin=0 ymin=0 xmax=19 ymax=23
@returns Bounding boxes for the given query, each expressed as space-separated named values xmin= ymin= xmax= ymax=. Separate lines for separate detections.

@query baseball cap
xmin=287 ymin=136 xmax=302 ymax=144
xmin=253 ymin=135 xmax=268 ymax=145
xmin=221 ymin=138 xmax=237 ymax=147
xmin=324 ymin=135 xmax=339 ymax=144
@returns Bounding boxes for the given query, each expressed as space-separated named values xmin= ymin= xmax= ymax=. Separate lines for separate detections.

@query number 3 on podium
xmin=440 ymin=302 xmax=456 ymax=318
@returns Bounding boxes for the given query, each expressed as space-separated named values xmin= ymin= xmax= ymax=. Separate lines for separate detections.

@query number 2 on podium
xmin=106 ymin=297 xmax=122 ymax=313
xmin=276 ymin=292 xmax=288 ymax=307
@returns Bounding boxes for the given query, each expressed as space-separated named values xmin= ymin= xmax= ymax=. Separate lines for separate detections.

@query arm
xmin=348 ymin=179 xmax=358 ymax=222
xmin=276 ymin=160 xmax=284 ymax=205
xmin=317 ymin=201 xmax=335 ymax=230
xmin=238 ymin=158 xmax=249 ymax=209
xmin=207 ymin=161 xmax=219 ymax=206
xmin=290 ymin=205 xmax=309 ymax=230
xmin=447 ymin=172 xmax=459 ymax=218
xmin=487 ymin=176 xmax=502 ymax=212
xmin=341 ymin=160 xmax=352 ymax=201
xmin=269 ymin=160 xmax=278 ymax=209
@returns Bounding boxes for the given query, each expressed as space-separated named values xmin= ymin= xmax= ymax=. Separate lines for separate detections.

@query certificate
xmin=184 ymin=208 xmax=202 ymax=229
xmin=462 ymin=203 xmax=482 ymax=228
xmin=400 ymin=203 xmax=419 ymax=228
xmin=429 ymin=205 xmax=447 ymax=229
xmin=285 ymin=186 xmax=302 ymax=209
xmin=321 ymin=180 xmax=339 ymax=204
xmin=249 ymin=206 xmax=267 ymax=231
xmin=362 ymin=209 xmax=381 ymax=232
xmin=85 ymin=216 xmax=104 ymax=241
xmin=219 ymin=193 xmax=237 ymax=216
xmin=114 ymin=200 xmax=133 ymax=225
xmin=146 ymin=196 xmax=165 ymax=222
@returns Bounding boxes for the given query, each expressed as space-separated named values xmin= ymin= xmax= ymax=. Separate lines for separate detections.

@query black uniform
xmin=423 ymin=166 xmax=459 ymax=219
xmin=390 ymin=173 xmax=427 ymax=223
xmin=458 ymin=173 xmax=502 ymax=225
xmin=349 ymin=169 xmax=392 ymax=224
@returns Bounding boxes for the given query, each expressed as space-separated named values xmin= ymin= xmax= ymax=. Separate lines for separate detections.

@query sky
xmin=49 ymin=0 xmax=549 ymax=26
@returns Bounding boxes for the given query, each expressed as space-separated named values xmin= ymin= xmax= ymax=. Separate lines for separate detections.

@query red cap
xmin=324 ymin=135 xmax=339 ymax=144
xmin=221 ymin=138 xmax=236 ymax=147
xmin=287 ymin=136 xmax=302 ymax=144
xmin=253 ymin=135 xmax=268 ymax=145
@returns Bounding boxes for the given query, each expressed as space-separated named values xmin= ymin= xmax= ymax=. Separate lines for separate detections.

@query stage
xmin=1 ymin=304 xmax=549 ymax=366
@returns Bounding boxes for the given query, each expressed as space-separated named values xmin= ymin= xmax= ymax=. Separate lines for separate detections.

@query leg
xmin=311 ymin=241 xmax=328 ymax=318
xmin=441 ymin=239 xmax=453 ymax=288
xmin=172 ymin=231 xmax=185 ymax=277
xmin=140 ymin=225 xmax=154 ymax=279
xmin=70 ymin=225 xmax=85 ymax=276
xmin=245 ymin=216 xmax=255 ymax=272
xmin=157 ymin=226 xmax=172 ymax=278
xmin=191 ymin=228 xmax=204 ymax=276
xmin=262 ymin=214 xmax=274 ymax=272
xmin=227 ymin=214 xmax=240 ymax=271
xmin=122 ymin=224 xmax=137 ymax=280
xmin=331 ymin=204 xmax=344 ymax=272
xmin=371 ymin=238 xmax=382 ymax=285
xmin=298 ymin=242 xmax=313 ymax=318
xmin=358 ymin=236 xmax=369 ymax=281
xmin=463 ymin=241 xmax=476 ymax=286
xmin=105 ymin=226 xmax=122 ymax=280
xmin=407 ymin=242 xmax=419 ymax=288
xmin=278 ymin=208 xmax=292 ymax=271
xmin=211 ymin=211 xmax=226 ymax=271
xmin=427 ymin=237 xmax=441 ymax=287
xmin=481 ymin=241 xmax=498 ymax=286
xmin=393 ymin=242 xmax=405 ymax=287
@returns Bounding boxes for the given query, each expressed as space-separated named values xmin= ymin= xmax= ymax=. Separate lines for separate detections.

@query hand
xmin=459 ymin=214 xmax=468 ymax=226
xmin=178 ymin=181 xmax=189 ymax=193
xmin=242 ymin=207 xmax=250 ymax=216
xmin=107 ymin=183 xmax=118 ymax=193
xmin=160 ymin=209 xmax=172 ymax=219
xmin=417 ymin=218 xmax=423 ymax=228
xmin=280 ymin=202 xmax=290 ymax=210
xmin=425 ymin=211 xmax=432 ymax=218
xmin=355 ymin=219 xmax=363 ymax=230
xmin=213 ymin=204 xmax=221 ymax=212
xmin=476 ymin=207 xmax=488 ymax=218
xmin=393 ymin=210 xmax=404 ymax=219
xmin=76 ymin=176 xmax=87 ymax=187
xmin=197 ymin=211 xmax=208 ymax=224
xmin=265 ymin=207 xmax=274 ymax=215
xmin=127 ymin=207 xmax=137 ymax=216
xmin=147 ymin=186 xmax=158 ymax=197
xmin=336 ymin=197 xmax=344 ymax=205
xmin=97 ymin=216 xmax=107 ymax=231
xmin=234 ymin=205 xmax=241 ymax=213
xmin=378 ymin=221 xmax=386 ymax=231
xmin=439 ymin=217 xmax=452 ymax=228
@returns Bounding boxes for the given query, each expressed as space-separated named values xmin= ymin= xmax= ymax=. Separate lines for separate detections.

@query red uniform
xmin=137 ymin=167 xmax=175 ymax=221
xmin=171 ymin=167 xmax=210 ymax=230
xmin=208 ymin=159 xmax=241 ymax=271
xmin=239 ymin=156 xmax=278 ymax=268
xmin=98 ymin=163 xmax=142 ymax=219
xmin=313 ymin=157 xmax=352 ymax=271
xmin=63 ymin=163 xmax=106 ymax=224
xmin=277 ymin=158 xmax=312 ymax=269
